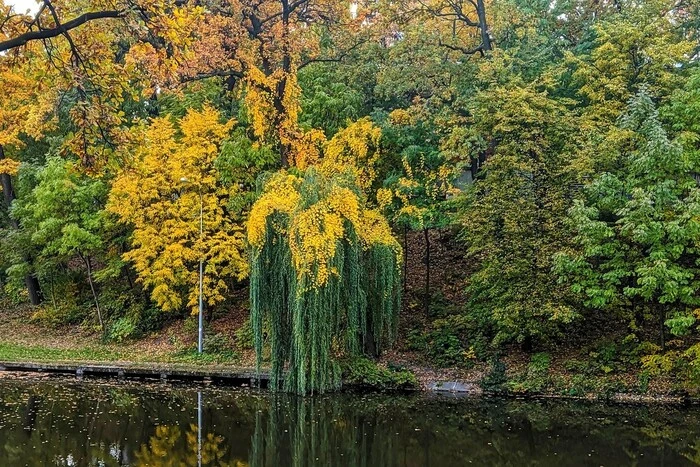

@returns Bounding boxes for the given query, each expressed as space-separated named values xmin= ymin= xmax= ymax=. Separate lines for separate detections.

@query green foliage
xmin=109 ymin=316 xmax=138 ymax=343
xmin=666 ymin=312 xmax=697 ymax=337
xmin=234 ymin=317 xmax=255 ymax=350
xmin=640 ymin=344 xmax=700 ymax=392
xmin=507 ymin=353 xmax=553 ymax=393
xmin=0 ymin=0 xmax=699 ymax=399
xmin=340 ymin=357 xmax=417 ymax=390
xmin=107 ymin=304 xmax=163 ymax=342
xmin=16 ymin=158 xmax=106 ymax=261
xmin=299 ymin=66 xmax=366 ymax=136
xmin=481 ymin=357 xmax=507 ymax=392
xmin=31 ymin=301 xmax=88 ymax=327
xmin=556 ymin=90 xmax=700 ymax=345
xmin=203 ymin=332 xmax=237 ymax=357
xmin=12 ymin=157 xmax=109 ymax=330
xmin=215 ymin=129 xmax=278 ymax=216
xmin=460 ymin=80 xmax=579 ymax=346
xmin=407 ymin=314 xmax=474 ymax=367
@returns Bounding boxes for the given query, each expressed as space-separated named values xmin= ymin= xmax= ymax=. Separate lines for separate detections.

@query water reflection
xmin=0 ymin=376 xmax=699 ymax=466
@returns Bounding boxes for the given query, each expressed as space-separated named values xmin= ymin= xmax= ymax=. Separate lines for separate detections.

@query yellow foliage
xmin=376 ymin=188 xmax=394 ymax=209
xmin=289 ymin=128 xmax=327 ymax=170
xmin=388 ymin=109 xmax=414 ymax=126
xmin=248 ymin=169 xmax=401 ymax=290
xmin=108 ymin=106 xmax=247 ymax=313
xmin=247 ymin=174 xmax=302 ymax=247
xmin=0 ymin=52 xmax=57 ymax=148
xmin=135 ymin=424 xmax=240 ymax=466
xmin=0 ymin=158 xmax=20 ymax=176
xmin=321 ymin=118 xmax=382 ymax=191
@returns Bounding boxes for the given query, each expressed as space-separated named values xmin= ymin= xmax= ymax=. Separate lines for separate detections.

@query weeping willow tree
xmin=250 ymin=395 xmax=398 ymax=467
xmin=248 ymin=168 xmax=402 ymax=394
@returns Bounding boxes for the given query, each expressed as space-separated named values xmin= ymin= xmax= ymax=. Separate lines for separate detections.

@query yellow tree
xmin=108 ymin=106 xmax=247 ymax=314
xmin=1 ymin=1 xmax=371 ymax=170
xmin=0 ymin=0 xmax=206 ymax=171
xmin=136 ymin=0 xmax=368 ymax=167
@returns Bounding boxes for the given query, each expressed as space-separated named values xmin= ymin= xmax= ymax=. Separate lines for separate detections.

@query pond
xmin=0 ymin=375 xmax=699 ymax=466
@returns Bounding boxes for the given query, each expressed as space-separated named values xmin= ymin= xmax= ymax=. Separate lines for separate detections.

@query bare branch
xmin=0 ymin=10 xmax=124 ymax=52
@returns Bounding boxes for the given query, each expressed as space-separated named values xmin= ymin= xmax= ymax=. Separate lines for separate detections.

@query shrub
xmin=408 ymin=315 xmax=474 ymax=367
xmin=481 ymin=357 xmax=507 ymax=392
xmin=341 ymin=357 xmax=417 ymax=390
xmin=204 ymin=332 xmax=235 ymax=355
xmin=234 ymin=318 xmax=255 ymax=350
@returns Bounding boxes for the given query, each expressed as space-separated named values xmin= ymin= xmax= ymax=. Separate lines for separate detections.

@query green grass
xmin=0 ymin=342 xmax=245 ymax=368
xmin=0 ymin=342 xmax=127 ymax=363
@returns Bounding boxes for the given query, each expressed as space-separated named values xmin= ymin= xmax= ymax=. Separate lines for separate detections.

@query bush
xmin=107 ymin=304 xmax=163 ymax=342
xmin=109 ymin=315 xmax=138 ymax=342
xmin=408 ymin=315 xmax=474 ymax=367
xmin=204 ymin=332 xmax=235 ymax=355
xmin=31 ymin=302 xmax=88 ymax=327
xmin=481 ymin=357 xmax=507 ymax=392
xmin=234 ymin=318 xmax=255 ymax=350
xmin=341 ymin=357 xmax=417 ymax=390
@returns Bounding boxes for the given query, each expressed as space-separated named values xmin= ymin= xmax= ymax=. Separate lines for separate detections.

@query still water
xmin=0 ymin=375 xmax=699 ymax=466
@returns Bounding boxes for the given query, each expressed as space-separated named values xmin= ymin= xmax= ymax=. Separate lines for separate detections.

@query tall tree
xmin=556 ymin=90 xmax=700 ymax=350
xmin=0 ymin=146 xmax=43 ymax=305
xmin=14 ymin=157 xmax=107 ymax=328
xmin=108 ymin=106 xmax=248 ymax=315
xmin=460 ymin=80 xmax=579 ymax=347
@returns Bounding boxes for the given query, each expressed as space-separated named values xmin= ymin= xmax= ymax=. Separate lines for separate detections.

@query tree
xmin=378 ymin=109 xmax=456 ymax=312
xmin=15 ymin=157 xmax=108 ymax=331
xmin=414 ymin=0 xmax=493 ymax=56
xmin=0 ymin=148 xmax=43 ymax=305
xmin=556 ymin=90 xmax=700 ymax=350
xmin=249 ymin=168 xmax=402 ymax=394
xmin=460 ymin=81 xmax=579 ymax=347
xmin=108 ymin=106 xmax=248 ymax=315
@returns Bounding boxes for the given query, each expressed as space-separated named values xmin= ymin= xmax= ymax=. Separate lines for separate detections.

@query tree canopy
xmin=1 ymin=0 xmax=699 ymax=393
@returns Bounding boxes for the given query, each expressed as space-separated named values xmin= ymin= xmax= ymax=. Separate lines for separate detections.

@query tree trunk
xmin=0 ymin=146 xmax=43 ymax=305
xmin=476 ymin=0 xmax=492 ymax=52
xmin=424 ymin=228 xmax=431 ymax=316
xmin=403 ymin=224 xmax=408 ymax=292
xmin=82 ymin=254 xmax=104 ymax=336
xmin=659 ymin=304 xmax=666 ymax=351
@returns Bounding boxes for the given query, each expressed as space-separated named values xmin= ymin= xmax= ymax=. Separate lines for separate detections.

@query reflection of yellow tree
xmin=135 ymin=424 xmax=247 ymax=467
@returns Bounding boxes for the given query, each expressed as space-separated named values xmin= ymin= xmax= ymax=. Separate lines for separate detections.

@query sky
xmin=7 ymin=0 xmax=40 ymax=14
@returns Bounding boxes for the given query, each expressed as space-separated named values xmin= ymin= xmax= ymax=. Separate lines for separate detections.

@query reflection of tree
xmin=250 ymin=395 xmax=398 ymax=467
xmin=683 ymin=439 xmax=700 ymax=465
xmin=2 ymin=379 xmax=700 ymax=466
xmin=135 ymin=424 xmax=245 ymax=467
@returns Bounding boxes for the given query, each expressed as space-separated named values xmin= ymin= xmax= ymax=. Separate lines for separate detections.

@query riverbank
xmin=0 ymin=301 xmax=693 ymax=402
xmin=0 ymin=357 xmax=694 ymax=405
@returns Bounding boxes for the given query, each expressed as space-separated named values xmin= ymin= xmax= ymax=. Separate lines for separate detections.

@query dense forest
xmin=1 ymin=0 xmax=699 ymax=394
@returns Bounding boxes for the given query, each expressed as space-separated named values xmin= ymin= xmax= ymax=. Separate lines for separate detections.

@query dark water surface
xmin=0 ymin=376 xmax=699 ymax=466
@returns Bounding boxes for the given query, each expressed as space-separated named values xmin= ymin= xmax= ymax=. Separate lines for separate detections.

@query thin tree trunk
xmin=659 ymin=304 xmax=666 ymax=351
xmin=424 ymin=228 xmax=431 ymax=316
xmin=82 ymin=254 xmax=104 ymax=335
xmin=0 ymin=145 xmax=43 ymax=305
xmin=403 ymin=225 xmax=408 ymax=292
